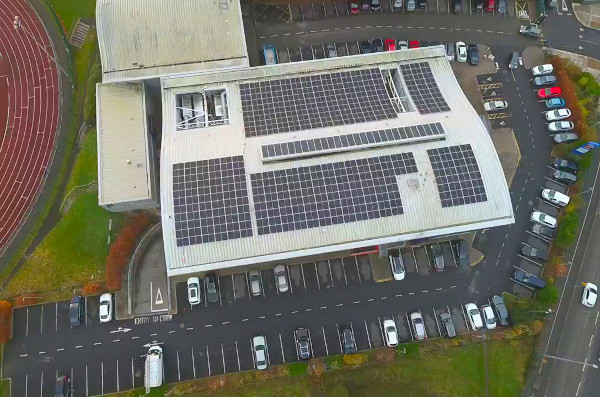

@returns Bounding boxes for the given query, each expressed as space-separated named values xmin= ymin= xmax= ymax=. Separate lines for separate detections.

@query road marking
xmin=235 ymin=341 xmax=241 ymax=372
xmin=368 ymin=298 xmax=375 ymax=302
xmin=301 ymin=263 xmax=307 ymax=290
xmin=380 ymin=296 xmax=388 ymax=300
xmin=75 ymin=345 xmax=83 ymax=349
xmin=20 ymin=354 xmax=28 ymax=357
xmin=177 ymin=350 xmax=181 ymax=381
xmin=320 ymin=306 xmax=328 ymax=309
xmin=24 ymin=374 xmax=27 ymax=397
xmin=86 ymin=364 xmax=88 ymax=396
xmin=101 ymin=361 xmax=104 ymax=394
xmin=259 ymin=315 xmax=266 ymax=319
xmin=409 ymin=292 xmax=415 ymax=295
xmin=150 ymin=333 xmax=157 ymax=336
xmin=292 ymin=310 xmax=299 ymax=314
xmin=131 ymin=336 xmax=139 ymax=340
xmin=113 ymin=339 xmax=121 ymax=342
xmin=275 ymin=313 xmax=283 ymax=316
xmin=322 ymin=326 xmax=329 ymax=356
xmin=436 ymin=287 xmax=442 ymax=291
xmin=336 ymin=303 xmax=343 ymax=307
xmin=353 ymin=300 xmax=361 ymax=304
xmin=26 ymin=308 xmax=29 ymax=336
xmin=279 ymin=333 xmax=286 ymax=363
xmin=315 ymin=263 xmax=321 ymax=290
xmin=116 ymin=359 xmax=120 ymax=391
xmin=364 ymin=319 xmax=372 ymax=349
xmin=55 ymin=302 xmax=58 ymax=332
xmin=328 ymin=260 xmax=335 ymax=288
xmin=187 ymin=327 xmax=194 ymax=331
xmin=355 ymin=257 xmax=362 ymax=283
xmin=40 ymin=371 xmax=43 ymax=397
xmin=396 ymin=294 xmax=402 ymax=297
xmin=94 ymin=342 xmax=101 ymax=346
xmin=222 ymin=321 xmax=230 ymax=325
xmin=305 ymin=308 xmax=312 ymax=312
xmin=205 ymin=324 xmax=213 ymax=328
xmin=191 ymin=347 xmax=197 ymax=378
xmin=40 ymin=305 xmax=43 ymax=334
xmin=221 ymin=342 xmax=226 ymax=373
xmin=56 ymin=348 xmax=64 ymax=352
xmin=38 ymin=351 xmax=46 ymax=355
xmin=131 ymin=358 xmax=135 ymax=388
xmin=206 ymin=345 xmax=211 ymax=376
xmin=242 ymin=318 xmax=248 ymax=322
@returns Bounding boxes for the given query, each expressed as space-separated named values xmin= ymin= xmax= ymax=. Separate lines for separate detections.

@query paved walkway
xmin=573 ymin=3 xmax=600 ymax=30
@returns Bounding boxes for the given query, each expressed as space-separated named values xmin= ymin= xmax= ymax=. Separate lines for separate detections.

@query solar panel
xmin=400 ymin=62 xmax=450 ymax=114
xmin=427 ymin=145 xmax=487 ymax=208
xmin=172 ymin=156 xmax=252 ymax=247
xmin=261 ymin=122 xmax=446 ymax=161
xmin=240 ymin=69 xmax=398 ymax=137
xmin=250 ymin=153 xmax=418 ymax=235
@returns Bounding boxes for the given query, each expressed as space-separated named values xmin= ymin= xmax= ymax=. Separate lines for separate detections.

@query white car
xmin=383 ymin=319 xmax=399 ymax=347
xmin=398 ymin=40 xmax=408 ymax=50
xmin=410 ymin=312 xmax=427 ymax=340
xmin=389 ymin=253 xmax=406 ymax=281
xmin=541 ymin=189 xmax=570 ymax=207
xmin=465 ymin=303 xmax=483 ymax=330
xmin=187 ymin=277 xmax=201 ymax=305
xmin=545 ymin=108 xmax=571 ymax=121
xmin=252 ymin=335 xmax=269 ymax=370
xmin=455 ymin=41 xmax=467 ymax=63
xmin=532 ymin=64 xmax=554 ymax=76
xmin=530 ymin=211 xmax=557 ymax=228
xmin=99 ymin=293 xmax=113 ymax=323
xmin=484 ymin=100 xmax=508 ymax=112
xmin=481 ymin=305 xmax=497 ymax=330
xmin=582 ymin=283 xmax=598 ymax=308
xmin=274 ymin=265 xmax=289 ymax=293
xmin=548 ymin=121 xmax=575 ymax=132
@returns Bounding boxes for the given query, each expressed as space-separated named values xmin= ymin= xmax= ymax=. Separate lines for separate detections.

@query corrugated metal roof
xmin=96 ymin=0 xmax=249 ymax=82
xmin=97 ymin=83 xmax=152 ymax=205
xmin=159 ymin=48 xmax=514 ymax=275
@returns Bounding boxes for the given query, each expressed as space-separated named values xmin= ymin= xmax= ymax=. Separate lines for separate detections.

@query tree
xmin=578 ymin=76 xmax=589 ymax=88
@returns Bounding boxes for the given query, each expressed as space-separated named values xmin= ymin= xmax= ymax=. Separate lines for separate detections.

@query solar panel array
xmin=250 ymin=153 xmax=418 ymax=236
xmin=400 ymin=62 xmax=450 ymax=114
xmin=172 ymin=156 xmax=252 ymax=247
xmin=261 ymin=122 xmax=446 ymax=160
xmin=427 ymin=145 xmax=487 ymax=208
xmin=240 ymin=69 xmax=397 ymax=137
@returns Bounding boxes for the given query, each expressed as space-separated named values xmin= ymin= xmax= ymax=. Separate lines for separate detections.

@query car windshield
xmin=386 ymin=326 xmax=396 ymax=333
xmin=469 ymin=309 xmax=478 ymax=316
xmin=189 ymin=288 xmax=197 ymax=299
xmin=487 ymin=317 xmax=495 ymax=324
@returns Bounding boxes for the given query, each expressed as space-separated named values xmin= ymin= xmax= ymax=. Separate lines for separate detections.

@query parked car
xmin=371 ymin=0 xmax=381 ymax=10
xmin=452 ymin=239 xmax=470 ymax=267
xmin=465 ymin=303 xmax=483 ymax=329
xmin=205 ymin=272 xmax=219 ymax=303
xmin=99 ymin=293 xmax=113 ymax=323
xmin=372 ymin=38 xmax=384 ymax=52
xmin=384 ymin=39 xmax=396 ymax=51
xmin=263 ymin=44 xmax=277 ymax=65
xmin=508 ymin=51 xmax=520 ymax=69
xmin=497 ymin=0 xmax=507 ymax=14
xmin=383 ymin=318 xmax=399 ymax=347
xmin=409 ymin=40 xmax=420 ymax=48
xmin=55 ymin=376 xmax=71 ymax=397
xmin=452 ymin=0 xmax=462 ymax=13
xmin=545 ymin=98 xmax=566 ymax=109
xmin=548 ymin=120 xmax=575 ymax=132
xmin=467 ymin=44 xmax=479 ymax=65
xmin=521 ymin=245 xmax=549 ymax=261
xmin=360 ymin=41 xmax=373 ymax=54
xmin=410 ymin=312 xmax=427 ymax=340
xmin=455 ymin=41 xmax=467 ymax=62
xmin=274 ymin=265 xmax=289 ymax=293
xmin=430 ymin=244 xmax=445 ymax=271
xmin=553 ymin=133 xmax=579 ymax=144
xmin=248 ymin=269 xmax=262 ymax=296
xmin=534 ymin=75 xmax=557 ymax=86
xmin=394 ymin=0 xmax=403 ymax=8
xmin=545 ymin=108 xmax=571 ymax=121
xmin=532 ymin=64 xmax=554 ymax=76
xmin=538 ymin=87 xmax=562 ymax=98
xmin=473 ymin=0 xmax=484 ymax=11
xmin=491 ymin=295 xmax=509 ymax=326
xmin=553 ymin=170 xmax=577 ymax=185
xmin=326 ymin=43 xmax=338 ymax=58
xmin=520 ymin=24 xmax=542 ymax=38
xmin=252 ymin=335 xmax=269 ymax=370
xmin=530 ymin=210 xmax=557 ymax=228
xmin=485 ymin=0 xmax=494 ymax=11
xmin=484 ymin=100 xmax=508 ymax=112
xmin=340 ymin=326 xmax=356 ymax=354
xmin=418 ymin=0 xmax=427 ymax=8
xmin=514 ymin=269 xmax=546 ymax=289
xmin=582 ymin=283 xmax=598 ymax=308
xmin=294 ymin=327 xmax=311 ymax=360
xmin=553 ymin=158 xmax=578 ymax=173
xmin=406 ymin=0 xmax=416 ymax=11
xmin=542 ymin=189 xmax=570 ymax=207
xmin=481 ymin=305 xmax=497 ymax=329
xmin=389 ymin=252 xmax=406 ymax=280
xmin=398 ymin=40 xmax=409 ymax=50
xmin=440 ymin=312 xmax=457 ymax=338
xmin=531 ymin=224 xmax=555 ymax=239
xmin=350 ymin=1 xmax=360 ymax=14
xmin=187 ymin=277 xmax=201 ymax=305
xmin=445 ymin=42 xmax=455 ymax=60
xmin=69 ymin=295 xmax=84 ymax=327
xmin=362 ymin=0 xmax=371 ymax=10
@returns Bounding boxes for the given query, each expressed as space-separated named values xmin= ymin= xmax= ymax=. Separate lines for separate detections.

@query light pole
xmin=542 ymin=354 xmax=599 ymax=369
xmin=13 ymin=16 xmax=73 ymax=84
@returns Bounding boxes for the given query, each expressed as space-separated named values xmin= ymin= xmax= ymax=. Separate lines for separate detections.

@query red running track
xmin=0 ymin=0 xmax=60 ymax=252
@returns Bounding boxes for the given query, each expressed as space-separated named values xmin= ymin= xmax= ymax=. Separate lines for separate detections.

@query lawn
xmin=2 ymin=192 xmax=123 ymax=296
xmin=47 ymin=0 xmax=96 ymax=34
xmin=65 ymin=128 xmax=97 ymax=195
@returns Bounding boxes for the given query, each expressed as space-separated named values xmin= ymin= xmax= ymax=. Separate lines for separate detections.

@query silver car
xmin=406 ymin=0 xmax=416 ymax=11
xmin=274 ymin=265 xmax=289 ymax=293
xmin=248 ymin=269 xmax=262 ymax=296
xmin=252 ymin=335 xmax=269 ymax=370
xmin=548 ymin=120 xmax=574 ymax=132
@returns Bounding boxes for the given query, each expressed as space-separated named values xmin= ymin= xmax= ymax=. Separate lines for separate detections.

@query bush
xmin=82 ymin=282 xmax=103 ymax=296
xmin=342 ymin=353 xmax=366 ymax=366
xmin=555 ymin=212 xmax=579 ymax=249
xmin=105 ymin=213 xmax=150 ymax=291
xmin=0 ymin=301 xmax=12 ymax=343
xmin=326 ymin=356 xmax=343 ymax=370
xmin=537 ymin=285 xmax=559 ymax=306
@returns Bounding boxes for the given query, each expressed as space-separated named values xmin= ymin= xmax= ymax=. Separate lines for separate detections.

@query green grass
xmin=287 ymin=362 xmax=308 ymax=376
xmin=74 ymin=33 xmax=98 ymax=113
xmin=48 ymin=0 xmax=96 ymax=34
xmin=0 ymin=379 xmax=9 ymax=397
xmin=3 ymin=192 xmax=123 ymax=296
xmin=65 ymin=129 xmax=97 ymax=195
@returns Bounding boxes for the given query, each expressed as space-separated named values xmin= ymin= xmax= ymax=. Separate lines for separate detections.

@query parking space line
xmin=341 ymin=259 xmax=348 ymax=285
xmin=24 ymin=374 xmax=27 ymax=397
xmin=206 ymin=345 xmax=211 ymax=376
xmin=55 ymin=302 xmax=58 ymax=332
xmin=328 ymin=260 xmax=334 ymax=288
xmin=300 ymin=263 xmax=307 ymax=290
xmin=221 ymin=343 xmax=226 ymax=373
xmin=85 ymin=296 xmax=88 ymax=326
xmin=336 ymin=323 xmax=342 ymax=353
xmin=40 ymin=370 xmax=43 ymax=397
xmin=235 ymin=341 xmax=241 ymax=372
xmin=349 ymin=321 xmax=356 ymax=349
xmin=204 ymin=281 xmax=208 ymax=307
xmin=101 ymin=361 xmax=104 ymax=394
xmin=354 ymin=257 xmax=361 ymax=283
xmin=411 ymin=248 xmax=419 ymax=273
xmin=322 ymin=326 xmax=329 ymax=355
xmin=131 ymin=358 xmax=135 ymax=388
xmin=279 ymin=333 xmax=286 ymax=363
xmin=364 ymin=319 xmax=372 ymax=349
xmin=86 ymin=364 xmax=88 ymax=396
xmin=218 ymin=279 xmax=223 ymax=305
xmin=406 ymin=313 xmax=414 ymax=341
xmin=177 ymin=350 xmax=181 ymax=380
xmin=71 ymin=367 xmax=74 ymax=391
xmin=424 ymin=246 xmax=432 ymax=270
xmin=26 ymin=308 xmax=29 ymax=336
xmin=40 ymin=305 xmax=43 ymax=334
xmin=231 ymin=274 xmax=236 ymax=301
xmin=246 ymin=272 xmax=252 ymax=301
xmin=117 ymin=359 xmax=120 ymax=391
xmin=461 ymin=303 xmax=471 ymax=331
xmin=287 ymin=266 xmax=293 ymax=293
xmin=433 ymin=307 xmax=442 ymax=336
xmin=378 ymin=316 xmax=385 ymax=344
xmin=314 ymin=263 xmax=321 ymax=289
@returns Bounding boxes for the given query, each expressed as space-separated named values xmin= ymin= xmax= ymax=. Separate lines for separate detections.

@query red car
xmin=486 ymin=0 xmax=494 ymax=11
xmin=409 ymin=40 xmax=420 ymax=49
xmin=537 ymin=87 xmax=562 ymax=98
xmin=384 ymin=39 xmax=396 ymax=51
xmin=349 ymin=2 xmax=360 ymax=14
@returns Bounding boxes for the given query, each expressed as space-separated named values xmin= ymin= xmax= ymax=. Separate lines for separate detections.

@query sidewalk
xmin=573 ymin=3 xmax=600 ymax=30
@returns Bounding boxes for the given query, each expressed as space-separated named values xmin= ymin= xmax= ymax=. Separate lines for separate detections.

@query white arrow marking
xmin=155 ymin=288 xmax=163 ymax=305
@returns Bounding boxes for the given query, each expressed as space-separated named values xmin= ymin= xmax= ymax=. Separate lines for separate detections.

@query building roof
xmin=97 ymin=82 xmax=153 ymax=206
xmin=96 ymin=0 xmax=249 ymax=83
xmin=159 ymin=47 xmax=514 ymax=276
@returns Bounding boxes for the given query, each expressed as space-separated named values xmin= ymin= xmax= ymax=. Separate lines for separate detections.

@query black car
xmin=473 ymin=0 xmax=484 ymax=11
xmin=491 ymin=295 xmax=509 ymax=326
xmin=440 ymin=312 xmax=456 ymax=338
xmin=467 ymin=44 xmax=479 ymax=65
xmin=430 ymin=244 xmax=444 ymax=271
xmin=514 ymin=269 xmax=546 ymax=289
xmin=294 ymin=327 xmax=311 ymax=360
xmin=418 ymin=0 xmax=427 ymax=8
xmin=521 ymin=246 xmax=549 ymax=262
xmin=55 ymin=376 xmax=71 ymax=397
xmin=531 ymin=224 xmax=555 ymax=239
xmin=372 ymin=38 xmax=384 ymax=52
xmin=360 ymin=41 xmax=373 ymax=54
xmin=452 ymin=239 xmax=470 ymax=267
xmin=370 ymin=0 xmax=381 ymax=10
xmin=205 ymin=272 xmax=219 ymax=303
xmin=452 ymin=0 xmax=462 ymax=13
xmin=69 ymin=295 xmax=84 ymax=327
xmin=553 ymin=158 xmax=578 ymax=173
xmin=553 ymin=170 xmax=577 ymax=185
xmin=340 ymin=326 xmax=356 ymax=354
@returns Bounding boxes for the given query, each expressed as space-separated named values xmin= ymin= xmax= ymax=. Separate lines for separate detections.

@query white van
xmin=541 ymin=189 xmax=570 ymax=207
xmin=144 ymin=346 xmax=163 ymax=390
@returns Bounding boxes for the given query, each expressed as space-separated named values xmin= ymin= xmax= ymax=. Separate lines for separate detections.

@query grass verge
xmin=64 ymin=128 xmax=97 ymax=195
xmin=48 ymin=0 xmax=96 ymax=34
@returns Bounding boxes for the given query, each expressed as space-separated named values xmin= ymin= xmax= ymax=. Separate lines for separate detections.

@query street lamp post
xmin=13 ymin=16 xmax=73 ymax=84
xmin=542 ymin=354 xmax=599 ymax=369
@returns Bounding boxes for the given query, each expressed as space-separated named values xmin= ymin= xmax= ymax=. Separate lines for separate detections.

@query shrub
xmin=537 ymin=285 xmax=559 ymax=306
xmin=82 ymin=282 xmax=103 ymax=296
xmin=0 ymin=301 xmax=12 ymax=343
xmin=308 ymin=359 xmax=326 ymax=377
xmin=532 ymin=320 xmax=545 ymax=334
xmin=342 ymin=353 xmax=366 ymax=366
xmin=105 ymin=213 xmax=150 ymax=291
xmin=325 ymin=356 xmax=342 ymax=370
xmin=555 ymin=212 xmax=579 ymax=249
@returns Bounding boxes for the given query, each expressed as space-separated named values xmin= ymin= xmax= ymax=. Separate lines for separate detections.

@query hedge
xmin=0 ymin=301 xmax=12 ymax=343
